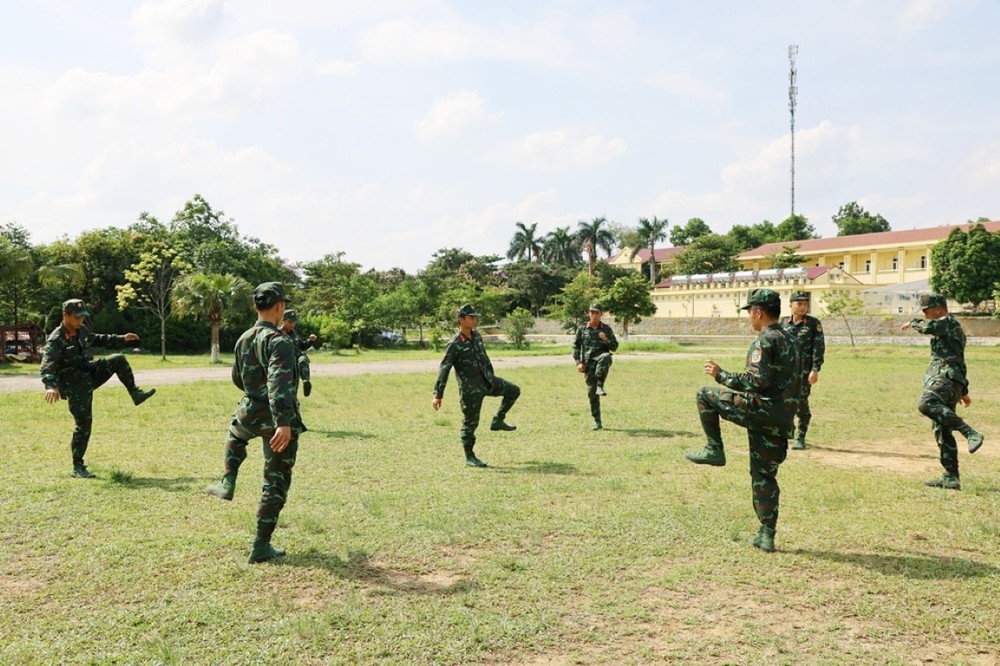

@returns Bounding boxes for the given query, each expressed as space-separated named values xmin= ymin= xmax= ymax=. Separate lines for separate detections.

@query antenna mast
xmin=788 ymin=44 xmax=799 ymax=217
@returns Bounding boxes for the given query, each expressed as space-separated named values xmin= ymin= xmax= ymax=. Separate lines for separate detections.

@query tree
xmin=824 ymin=291 xmax=865 ymax=347
xmin=774 ymin=214 xmax=817 ymax=241
xmin=832 ymin=202 xmax=891 ymax=237
xmin=504 ymin=307 xmax=534 ymax=349
xmin=667 ymin=234 xmax=739 ymax=275
xmin=507 ymin=221 xmax=542 ymax=262
xmin=0 ymin=234 xmax=35 ymax=325
xmin=550 ymin=272 xmax=599 ymax=333
xmin=765 ymin=245 xmax=806 ymax=269
xmin=541 ymin=226 xmax=581 ymax=268
xmin=116 ymin=243 xmax=190 ymax=360
xmin=601 ymin=272 xmax=656 ymax=338
xmin=576 ymin=217 xmax=616 ymax=276
xmin=172 ymin=273 xmax=253 ymax=363
xmin=627 ymin=216 xmax=669 ymax=285
xmin=669 ymin=218 xmax=712 ymax=246
xmin=727 ymin=220 xmax=776 ymax=252
xmin=299 ymin=254 xmax=382 ymax=346
xmin=503 ymin=260 xmax=566 ymax=318
xmin=930 ymin=223 xmax=1000 ymax=311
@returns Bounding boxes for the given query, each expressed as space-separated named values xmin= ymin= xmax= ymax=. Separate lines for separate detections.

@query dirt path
xmin=0 ymin=351 xmax=700 ymax=395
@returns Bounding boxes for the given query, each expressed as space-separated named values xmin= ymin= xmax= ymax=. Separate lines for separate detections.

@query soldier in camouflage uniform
xmin=684 ymin=288 xmax=801 ymax=552
xmin=781 ymin=290 xmax=825 ymax=449
xmin=40 ymin=299 xmax=156 ymax=478
xmin=573 ymin=303 xmax=619 ymax=430
xmin=206 ymin=282 xmax=305 ymax=563
xmin=901 ymin=293 xmax=984 ymax=491
xmin=281 ymin=309 xmax=317 ymax=397
xmin=432 ymin=304 xmax=520 ymax=468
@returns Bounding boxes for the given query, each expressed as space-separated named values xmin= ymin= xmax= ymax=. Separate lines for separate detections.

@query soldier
xmin=40 ymin=299 xmax=156 ymax=478
xmin=901 ymin=293 xmax=984 ymax=491
xmin=781 ymin=290 xmax=825 ymax=449
xmin=432 ymin=303 xmax=520 ymax=468
xmin=573 ymin=303 xmax=619 ymax=430
xmin=206 ymin=282 xmax=305 ymax=563
xmin=684 ymin=288 xmax=800 ymax=553
xmin=281 ymin=309 xmax=317 ymax=397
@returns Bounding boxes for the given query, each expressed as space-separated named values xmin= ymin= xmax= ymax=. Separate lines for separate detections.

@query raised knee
xmin=917 ymin=399 xmax=935 ymax=417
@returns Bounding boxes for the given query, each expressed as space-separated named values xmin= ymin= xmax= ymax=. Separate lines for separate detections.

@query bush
xmin=504 ymin=308 xmax=534 ymax=349
xmin=299 ymin=313 xmax=352 ymax=349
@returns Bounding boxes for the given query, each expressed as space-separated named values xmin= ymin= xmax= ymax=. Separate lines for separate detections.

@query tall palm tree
xmin=628 ymin=216 xmax=669 ymax=284
xmin=172 ymin=273 xmax=253 ymax=363
xmin=576 ymin=217 xmax=616 ymax=276
xmin=541 ymin=226 xmax=580 ymax=267
xmin=507 ymin=221 xmax=542 ymax=262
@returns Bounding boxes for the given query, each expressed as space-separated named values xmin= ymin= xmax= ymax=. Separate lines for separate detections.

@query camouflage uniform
xmin=282 ymin=310 xmax=314 ymax=394
xmin=40 ymin=300 xmax=154 ymax=473
xmin=908 ymin=294 xmax=981 ymax=484
xmin=434 ymin=312 xmax=520 ymax=463
xmin=781 ymin=294 xmax=825 ymax=444
xmin=687 ymin=289 xmax=801 ymax=544
xmin=573 ymin=307 xmax=618 ymax=428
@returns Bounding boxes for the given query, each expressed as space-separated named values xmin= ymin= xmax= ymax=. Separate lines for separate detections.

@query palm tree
xmin=541 ymin=226 xmax=580 ymax=267
xmin=628 ymin=216 xmax=669 ymax=284
xmin=172 ymin=273 xmax=253 ymax=363
xmin=507 ymin=221 xmax=542 ymax=262
xmin=576 ymin=217 xmax=616 ymax=276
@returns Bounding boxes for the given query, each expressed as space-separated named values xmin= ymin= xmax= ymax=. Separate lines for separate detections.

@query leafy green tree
xmin=930 ymin=223 xmax=1000 ymax=311
xmin=504 ymin=307 xmax=534 ymax=349
xmin=765 ymin=246 xmax=806 ymax=269
xmin=667 ymin=234 xmax=739 ymax=275
xmin=370 ymin=276 xmax=433 ymax=343
xmin=541 ymin=226 xmax=581 ymax=267
xmin=824 ymin=291 xmax=865 ymax=347
xmin=298 ymin=253 xmax=381 ymax=345
xmin=503 ymin=260 xmax=566 ymax=317
xmin=832 ymin=202 xmax=891 ymax=236
xmin=669 ymin=218 xmax=712 ymax=246
xmin=0 ymin=232 xmax=35 ymax=325
xmin=576 ymin=217 xmax=616 ymax=276
xmin=774 ymin=214 xmax=817 ymax=241
xmin=550 ymin=272 xmax=599 ymax=333
xmin=436 ymin=285 xmax=511 ymax=326
xmin=507 ymin=221 xmax=542 ymax=262
xmin=728 ymin=220 xmax=777 ymax=252
xmin=74 ymin=227 xmax=146 ymax=311
xmin=628 ymin=216 xmax=669 ymax=284
xmin=601 ymin=272 xmax=656 ymax=338
xmin=116 ymin=244 xmax=191 ymax=360
xmin=172 ymin=273 xmax=253 ymax=363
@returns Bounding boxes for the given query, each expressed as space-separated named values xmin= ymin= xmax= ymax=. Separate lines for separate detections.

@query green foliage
xmin=0 ymin=230 xmax=35 ymax=324
xmin=299 ymin=312 xmax=352 ymax=349
xmin=117 ymin=243 xmax=191 ymax=360
xmin=550 ymin=272 xmax=599 ymax=332
xmin=667 ymin=234 xmax=739 ymax=275
xmin=832 ymin=201 xmax=891 ymax=236
xmin=504 ymin=307 xmax=535 ymax=349
xmin=503 ymin=260 xmax=567 ymax=317
xmin=931 ymin=224 xmax=1000 ymax=311
xmin=576 ymin=217 xmax=616 ymax=276
xmin=507 ymin=221 xmax=542 ymax=262
xmin=765 ymin=245 xmax=806 ymax=269
xmin=824 ymin=291 xmax=866 ymax=347
xmin=669 ymin=217 xmax=712 ymax=246
xmin=600 ymin=271 xmax=656 ymax=337
xmin=172 ymin=273 xmax=254 ymax=363
xmin=628 ymin=216 xmax=669 ymax=284
xmin=540 ymin=226 xmax=582 ymax=268
xmin=773 ymin=213 xmax=817 ymax=241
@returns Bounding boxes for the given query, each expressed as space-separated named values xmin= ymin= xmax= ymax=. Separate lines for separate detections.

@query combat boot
xmin=130 ymin=387 xmax=156 ymax=406
xmin=684 ymin=445 xmax=726 ymax=466
xmin=206 ymin=475 xmax=236 ymax=501
xmin=465 ymin=456 xmax=488 ymax=468
xmin=303 ymin=380 xmax=312 ymax=397
xmin=791 ymin=435 xmax=806 ymax=450
xmin=248 ymin=540 xmax=286 ymax=564
xmin=71 ymin=465 xmax=96 ymax=479
xmin=591 ymin=419 xmax=603 ymax=431
xmin=924 ymin=474 xmax=961 ymax=490
xmin=595 ymin=384 xmax=607 ymax=397
xmin=750 ymin=526 xmax=776 ymax=553
xmin=967 ymin=429 xmax=984 ymax=454
xmin=490 ymin=418 xmax=516 ymax=431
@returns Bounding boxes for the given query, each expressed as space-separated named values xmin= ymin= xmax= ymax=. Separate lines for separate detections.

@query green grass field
xmin=2 ymin=346 xmax=999 ymax=664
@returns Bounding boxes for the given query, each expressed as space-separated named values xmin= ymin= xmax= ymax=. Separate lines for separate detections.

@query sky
xmin=2 ymin=0 xmax=999 ymax=272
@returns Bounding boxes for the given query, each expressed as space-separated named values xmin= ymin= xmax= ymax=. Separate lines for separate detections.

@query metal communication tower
xmin=788 ymin=44 xmax=798 ymax=217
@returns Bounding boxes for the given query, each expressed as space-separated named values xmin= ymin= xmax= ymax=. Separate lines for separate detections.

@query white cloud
xmin=317 ymin=58 xmax=359 ymax=77
xmin=898 ymin=0 xmax=967 ymax=32
xmin=132 ymin=0 xmax=226 ymax=51
xmin=414 ymin=90 xmax=498 ymax=141
xmin=503 ymin=128 xmax=627 ymax=172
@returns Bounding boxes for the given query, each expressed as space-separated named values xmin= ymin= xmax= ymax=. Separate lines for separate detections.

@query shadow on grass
xmin=282 ymin=549 xmax=478 ymax=595
xmin=604 ymin=428 xmax=698 ymax=439
xmin=490 ymin=460 xmax=581 ymax=475
xmin=104 ymin=476 xmax=203 ymax=492
xmin=807 ymin=445 xmax=937 ymax=460
xmin=791 ymin=548 xmax=999 ymax=579
xmin=309 ymin=429 xmax=377 ymax=440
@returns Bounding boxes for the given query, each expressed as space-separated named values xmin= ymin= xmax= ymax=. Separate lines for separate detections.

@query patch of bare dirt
xmin=804 ymin=438 xmax=941 ymax=475
xmin=0 ymin=573 xmax=45 ymax=598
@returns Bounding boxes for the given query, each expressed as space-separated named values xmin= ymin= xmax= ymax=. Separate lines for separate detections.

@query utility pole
xmin=788 ymin=44 xmax=799 ymax=218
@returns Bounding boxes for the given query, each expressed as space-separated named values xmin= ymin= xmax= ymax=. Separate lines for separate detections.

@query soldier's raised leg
xmin=208 ymin=421 xmax=252 ymax=500
xmin=67 ymin=389 xmax=96 ymax=478
xmin=748 ymin=429 xmax=788 ymax=552
xmin=91 ymin=354 xmax=156 ymax=405
xmin=249 ymin=436 xmax=298 ymax=563
xmin=488 ymin=376 xmax=520 ymax=432
xmin=685 ymin=386 xmax=756 ymax=466
xmin=593 ymin=352 xmax=613 ymax=396
xmin=460 ymin=390 xmax=487 ymax=467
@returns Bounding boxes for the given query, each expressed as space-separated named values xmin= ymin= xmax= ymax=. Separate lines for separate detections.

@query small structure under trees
xmin=0 ymin=322 xmax=45 ymax=363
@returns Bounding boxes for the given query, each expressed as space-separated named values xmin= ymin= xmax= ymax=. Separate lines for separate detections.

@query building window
xmin=864 ymin=259 xmax=871 ymax=273
xmin=891 ymin=257 xmax=898 ymax=270
xmin=920 ymin=255 xmax=927 ymax=269
xmin=838 ymin=262 xmax=844 ymax=270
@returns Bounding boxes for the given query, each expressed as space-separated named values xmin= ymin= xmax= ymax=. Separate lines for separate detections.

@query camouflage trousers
xmin=584 ymin=353 xmax=613 ymax=421
xmin=63 ymin=354 xmax=139 ymax=466
xmin=459 ymin=377 xmax=520 ymax=455
xmin=697 ymin=386 xmax=789 ymax=530
xmin=222 ymin=419 xmax=298 ymax=543
xmin=794 ymin=374 xmax=813 ymax=438
xmin=917 ymin=375 xmax=971 ymax=477
xmin=297 ymin=355 xmax=311 ymax=383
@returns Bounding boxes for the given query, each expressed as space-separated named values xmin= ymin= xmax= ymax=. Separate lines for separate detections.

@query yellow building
xmin=638 ymin=220 xmax=1000 ymax=318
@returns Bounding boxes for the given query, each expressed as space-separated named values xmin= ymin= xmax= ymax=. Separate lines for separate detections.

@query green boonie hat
xmin=790 ymin=290 xmax=810 ymax=302
xmin=917 ymin=293 xmax=946 ymax=310
xmin=253 ymin=282 xmax=289 ymax=309
xmin=588 ymin=303 xmax=603 ymax=313
xmin=62 ymin=299 xmax=91 ymax=317
xmin=741 ymin=288 xmax=781 ymax=311
xmin=456 ymin=303 xmax=479 ymax=318
xmin=282 ymin=309 xmax=298 ymax=322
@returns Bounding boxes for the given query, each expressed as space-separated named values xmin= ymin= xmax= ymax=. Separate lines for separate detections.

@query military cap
xmin=917 ymin=293 xmax=947 ymax=310
xmin=253 ymin=282 xmax=289 ymax=309
xmin=741 ymin=288 xmax=781 ymax=311
xmin=588 ymin=303 xmax=604 ymax=313
xmin=790 ymin=290 xmax=810 ymax=302
xmin=62 ymin=299 xmax=91 ymax=317
xmin=456 ymin=303 xmax=479 ymax=318
xmin=282 ymin=309 xmax=298 ymax=322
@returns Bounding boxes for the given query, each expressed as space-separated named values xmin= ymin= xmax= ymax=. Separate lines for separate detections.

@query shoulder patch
xmin=815 ymin=323 xmax=823 ymax=333
xmin=751 ymin=347 xmax=763 ymax=364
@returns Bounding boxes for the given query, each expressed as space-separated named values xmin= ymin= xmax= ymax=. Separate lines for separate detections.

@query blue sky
xmin=2 ymin=0 xmax=998 ymax=271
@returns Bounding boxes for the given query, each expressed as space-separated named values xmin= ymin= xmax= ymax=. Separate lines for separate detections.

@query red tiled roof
xmin=630 ymin=247 xmax=684 ymax=262
xmin=806 ymin=265 xmax=831 ymax=279
xmin=740 ymin=220 xmax=1000 ymax=259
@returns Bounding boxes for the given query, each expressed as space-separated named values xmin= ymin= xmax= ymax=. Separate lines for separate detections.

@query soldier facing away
xmin=40 ymin=299 xmax=156 ymax=479
xmin=684 ymin=288 xmax=801 ymax=553
xmin=573 ymin=303 xmax=619 ymax=430
xmin=206 ymin=282 xmax=305 ymax=563
xmin=901 ymin=293 xmax=984 ymax=491
xmin=781 ymin=290 xmax=825 ymax=449
xmin=432 ymin=303 xmax=520 ymax=468
xmin=281 ymin=309 xmax=317 ymax=397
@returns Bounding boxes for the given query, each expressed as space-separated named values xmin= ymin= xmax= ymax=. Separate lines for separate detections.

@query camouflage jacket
xmin=434 ymin=329 xmax=494 ymax=397
xmin=716 ymin=323 xmax=801 ymax=432
xmin=231 ymin=321 xmax=303 ymax=432
xmin=781 ymin=314 xmax=825 ymax=373
xmin=40 ymin=325 xmax=127 ymax=392
xmin=285 ymin=328 xmax=312 ymax=363
xmin=573 ymin=322 xmax=619 ymax=365
xmin=910 ymin=315 xmax=968 ymax=390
